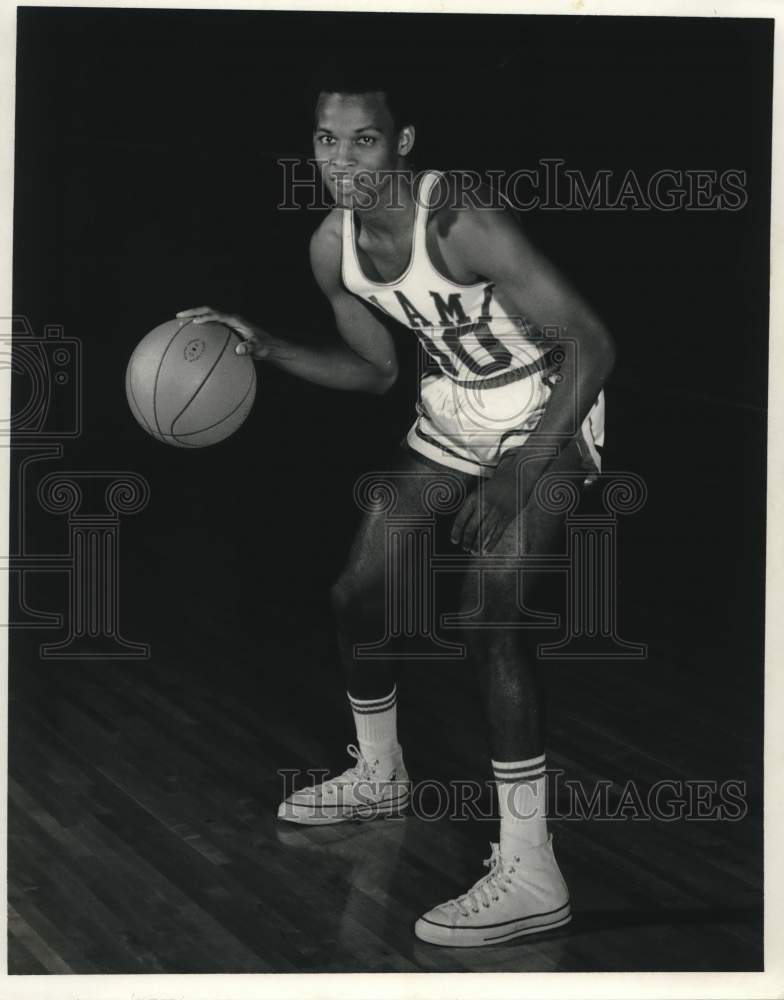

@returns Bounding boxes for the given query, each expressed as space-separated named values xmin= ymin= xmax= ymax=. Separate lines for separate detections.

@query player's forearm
xmin=542 ymin=326 xmax=614 ymax=438
xmin=264 ymin=334 xmax=396 ymax=394
xmin=508 ymin=326 xmax=615 ymax=467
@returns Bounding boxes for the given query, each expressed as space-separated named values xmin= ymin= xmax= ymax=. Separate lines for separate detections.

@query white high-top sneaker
xmin=414 ymin=836 xmax=571 ymax=947
xmin=277 ymin=744 xmax=410 ymax=825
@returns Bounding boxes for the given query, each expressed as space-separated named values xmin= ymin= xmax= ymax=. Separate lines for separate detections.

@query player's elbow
xmin=600 ymin=328 xmax=617 ymax=376
xmin=368 ymin=361 xmax=399 ymax=395
xmin=585 ymin=324 xmax=616 ymax=381
xmin=370 ymin=368 xmax=399 ymax=395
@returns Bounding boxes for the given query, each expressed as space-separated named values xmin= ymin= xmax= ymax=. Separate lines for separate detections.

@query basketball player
xmin=177 ymin=67 xmax=614 ymax=947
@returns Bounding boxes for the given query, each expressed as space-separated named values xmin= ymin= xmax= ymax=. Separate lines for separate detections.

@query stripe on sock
xmin=495 ymin=769 xmax=546 ymax=783
xmin=493 ymin=755 xmax=547 ymax=783
xmin=348 ymin=686 xmax=397 ymax=715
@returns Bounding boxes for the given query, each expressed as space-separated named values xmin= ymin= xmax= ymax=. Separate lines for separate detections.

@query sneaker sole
xmin=414 ymin=906 xmax=571 ymax=948
xmin=277 ymin=792 xmax=410 ymax=826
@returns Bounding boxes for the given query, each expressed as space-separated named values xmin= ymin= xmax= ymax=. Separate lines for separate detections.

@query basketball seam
xmin=127 ymin=371 xmax=158 ymax=440
xmin=153 ymin=318 xmax=194 ymax=437
xmin=154 ymin=433 xmax=200 ymax=448
xmin=168 ymin=327 xmax=237 ymax=438
xmin=171 ymin=374 xmax=255 ymax=442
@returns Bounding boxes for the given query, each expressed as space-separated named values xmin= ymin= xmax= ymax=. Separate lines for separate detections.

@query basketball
xmin=125 ymin=318 xmax=257 ymax=447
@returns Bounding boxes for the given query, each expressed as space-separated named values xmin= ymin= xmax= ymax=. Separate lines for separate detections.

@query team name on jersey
xmin=367 ymin=285 xmax=494 ymax=329
xmin=366 ymin=284 xmax=536 ymax=380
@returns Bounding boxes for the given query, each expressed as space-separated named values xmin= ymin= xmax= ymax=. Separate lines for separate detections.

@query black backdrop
xmin=11 ymin=9 xmax=770 ymax=757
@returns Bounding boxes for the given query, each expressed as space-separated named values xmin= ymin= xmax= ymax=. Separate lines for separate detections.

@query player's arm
xmin=456 ymin=203 xmax=615 ymax=442
xmin=303 ymin=218 xmax=399 ymax=393
xmin=176 ymin=218 xmax=398 ymax=395
xmin=447 ymin=202 xmax=616 ymax=552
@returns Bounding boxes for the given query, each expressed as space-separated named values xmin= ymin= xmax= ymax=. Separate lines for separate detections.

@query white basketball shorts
xmin=405 ymin=371 xmax=605 ymax=481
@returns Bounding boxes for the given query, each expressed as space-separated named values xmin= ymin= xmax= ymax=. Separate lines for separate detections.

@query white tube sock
xmin=493 ymin=754 xmax=549 ymax=852
xmin=348 ymin=686 xmax=402 ymax=774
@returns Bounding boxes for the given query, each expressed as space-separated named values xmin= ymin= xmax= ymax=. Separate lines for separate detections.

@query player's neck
xmin=353 ymin=169 xmax=416 ymax=240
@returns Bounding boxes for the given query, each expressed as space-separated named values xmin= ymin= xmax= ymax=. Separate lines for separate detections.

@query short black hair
xmin=307 ymin=56 xmax=417 ymax=133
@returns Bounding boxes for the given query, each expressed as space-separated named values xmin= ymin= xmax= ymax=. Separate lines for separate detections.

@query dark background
xmin=10 ymin=2 xmax=769 ymax=890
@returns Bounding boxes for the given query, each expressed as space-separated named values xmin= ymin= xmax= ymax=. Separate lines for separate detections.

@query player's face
xmin=313 ymin=91 xmax=403 ymax=207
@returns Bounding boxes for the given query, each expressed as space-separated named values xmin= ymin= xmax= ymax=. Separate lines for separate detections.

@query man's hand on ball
xmin=175 ymin=306 xmax=272 ymax=359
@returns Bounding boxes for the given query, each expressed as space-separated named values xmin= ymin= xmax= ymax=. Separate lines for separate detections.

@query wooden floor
xmin=8 ymin=7 xmax=769 ymax=975
xmin=7 ymin=386 xmax=765 ymax=973
xmin=7 ymin=606 xmax=763 ymax=973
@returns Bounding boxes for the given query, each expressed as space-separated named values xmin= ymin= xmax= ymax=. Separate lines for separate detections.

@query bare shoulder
xmin=430 ymin=171 xmax=524 ymax=242
xmin=427 ymin=170 xmax=531 ymax=278
xmin=309 ymin=209 xmax=344 ymax=292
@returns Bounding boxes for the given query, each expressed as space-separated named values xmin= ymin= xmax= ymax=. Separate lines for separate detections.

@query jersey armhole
xmin=420 ymin=172 xmax=487 ymax=288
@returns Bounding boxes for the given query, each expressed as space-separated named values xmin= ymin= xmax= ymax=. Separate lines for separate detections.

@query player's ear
xmin=397 ymin=125 xmax=415 ymax=157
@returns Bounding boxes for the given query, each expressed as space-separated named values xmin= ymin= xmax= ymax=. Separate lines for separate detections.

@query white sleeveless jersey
xmin=341 ymin=170 xmax=552 ymax=386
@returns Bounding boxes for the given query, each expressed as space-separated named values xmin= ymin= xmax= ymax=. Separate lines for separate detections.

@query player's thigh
xmin=461 ymin=437 xmax=586 ymax=610
xmin=518 ymin=435 xmax=587 ymax=558
xmin=334 ymin=450 xmax=473 ymax=602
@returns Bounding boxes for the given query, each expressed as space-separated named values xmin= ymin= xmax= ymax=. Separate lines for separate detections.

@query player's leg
xmin=329 ymin=487 xmax=403 ymax=784
xmin=278 ymin=449 xmax=473 ymax=825
xmin=330 ymin=489 xmax=399 ymax=702
xmin=415 ymin=436 xmax=587 ymax=946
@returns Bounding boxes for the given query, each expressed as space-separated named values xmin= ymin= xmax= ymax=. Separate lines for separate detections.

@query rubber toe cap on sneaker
xmin=414 ymin=905 xmax=462 ymax=944
xmin=277 ymin=795 xmax=317 ymax=819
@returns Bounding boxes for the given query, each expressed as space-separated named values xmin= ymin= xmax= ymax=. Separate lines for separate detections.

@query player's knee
xmin=330 ymin=571 xmax=374 ymax=623
xmin=330 ymin=574 xmax=352 ymax=619
xmin=458 ymin=573 xmax=518 ymax=621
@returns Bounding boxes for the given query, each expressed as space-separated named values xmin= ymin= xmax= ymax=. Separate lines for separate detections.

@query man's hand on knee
xmin=451 ymin=471 xmax=519 ymax=554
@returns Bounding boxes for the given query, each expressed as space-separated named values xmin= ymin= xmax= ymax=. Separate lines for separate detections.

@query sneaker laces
xmin=448 ymin=844 xmax=515 ymax=918
xmin=328 ymin=744 xmax=377 ymax=786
